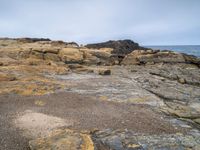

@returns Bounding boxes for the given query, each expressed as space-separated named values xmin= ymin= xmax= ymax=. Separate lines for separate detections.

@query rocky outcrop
xmin=122 ymin=49 xmax=200 ymax=66
xmin=81 ymin=48 xmax=119 ymax=65
xmin=29 ymin=128 xmax=200 ymax=150
xmin=0 ymin=38 xmax=120 ymax=65
xmin=0 ymin=38 xmax=200 ymax=150
xmin=85 ymin=40 xmax=146 ymax=55
xmin=59 ymin=48 xmax=84 ymax=63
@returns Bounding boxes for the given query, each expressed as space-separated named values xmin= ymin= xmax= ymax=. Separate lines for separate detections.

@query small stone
xmin=127 ymin=144 xmax=141 ymax=148
xmin=194 ymin=118 xmax=200 ymax=125
xmin=34 ymin=100 xmax=46 ymax=106
xmin=98 ymin=69 xmax=111 ymax=75
xmin=178 ymin=78 xmax=186 ymax=84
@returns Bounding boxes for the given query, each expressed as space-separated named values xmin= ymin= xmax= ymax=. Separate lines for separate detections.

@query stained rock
xmin=29 ymin=129 xmax=94 ymax=150
xmin=0 ymin=73 xmax=16 ymax=81
xmin=59 ymin=48 xmax=84 ymax=64
xmin=97 ymin=69 xmax=111 ymax=75
xmin=122 ymin=50 xmax=188 ymax=65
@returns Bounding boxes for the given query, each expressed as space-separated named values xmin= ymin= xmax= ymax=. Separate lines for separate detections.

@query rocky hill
xmin=85 ymin=39 xmax=147 ymax=55
xmin=0 ymin=38 xmax=200 ymax=150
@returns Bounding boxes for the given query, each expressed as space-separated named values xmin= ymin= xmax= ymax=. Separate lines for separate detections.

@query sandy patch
xmin=14 ymin=110 xmax=73 ymax=138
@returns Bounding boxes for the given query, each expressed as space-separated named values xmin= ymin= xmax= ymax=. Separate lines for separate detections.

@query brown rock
xmin=178 ymin=78 xmax=186 ymax=84
xmin=0 ymin=73 xmax=16 ymax=81
xmin=97 ymin=69 xmax=111 ymax=75
xmin=33 ymin=47 xmax=60 ymax=54
xmin=59 ymin=48 xmax=83 ymax=63
xmin=122 ymin=50 xmax=186 ymax=65
xmin=29 ymin=129 xmax=94 ymax=150
xmin=44 ymin=53 xmax=61 ymax=62
xmin=30 ymin=51 xmax=44 ymax=59
xmin=194 ymin=118 xmax=200 ymax=124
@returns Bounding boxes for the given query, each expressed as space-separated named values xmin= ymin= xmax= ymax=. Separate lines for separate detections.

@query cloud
xmin=0 ymin=0 xmax=199 ymax=45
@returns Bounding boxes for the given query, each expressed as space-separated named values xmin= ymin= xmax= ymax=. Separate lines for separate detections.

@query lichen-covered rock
xmin=32 ymin=47 xmax=60 ymax=54
xmin=29 ymin=129 xmax=94 ymax=150
xmin=122 ymin=50 xmax=188 ymax=65
xmin=0 ymin=73 xmax=16 ymax=81
xmin=44 ymin=53 xmax=61 ymax=62
xmin=80 ymin=48 xmax=118 ymax=65
xmin=30 ymin=129 xmax=200 ymax=150
xmin=59 ymin=48 xmax=84 ymax=63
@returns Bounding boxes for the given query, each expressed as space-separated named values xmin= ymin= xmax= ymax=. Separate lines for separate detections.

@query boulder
xmin=183 ymin=54 xmax=200 ymax=67
xmin=80 ymin=48 xmax=101 ymax=65
xmin=97 ymin=69 xmax=111 ymax=75
xmin=59 ymin=48 xmax=84 ymax=63
xmin=80 ymin=48 xmax=118 ymax=65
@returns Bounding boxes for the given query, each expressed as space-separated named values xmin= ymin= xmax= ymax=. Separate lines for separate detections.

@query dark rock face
xmin=16 ymin=38 xmax=51 ymax=43
xmin=85 ymin=40 xmax=146 ymax=55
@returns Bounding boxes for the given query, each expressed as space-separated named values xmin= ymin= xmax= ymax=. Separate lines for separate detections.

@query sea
xmin=144 ymin=45 xmax=200 ymax=58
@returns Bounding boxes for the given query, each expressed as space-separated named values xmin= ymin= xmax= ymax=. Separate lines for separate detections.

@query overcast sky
xmin=0 ymin=0 xmax=199 ymax=45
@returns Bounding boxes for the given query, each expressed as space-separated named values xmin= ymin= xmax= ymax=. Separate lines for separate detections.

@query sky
xmin=0 ymin=0 xmax=200 ymax=45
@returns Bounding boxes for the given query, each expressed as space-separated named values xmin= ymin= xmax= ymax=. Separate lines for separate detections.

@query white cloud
xmin=0 ymin=0 xmax=199 ymax=45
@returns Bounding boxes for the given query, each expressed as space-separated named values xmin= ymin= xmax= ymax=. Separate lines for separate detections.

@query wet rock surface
xmin=0 ymin=38 xmax=200 ymax=149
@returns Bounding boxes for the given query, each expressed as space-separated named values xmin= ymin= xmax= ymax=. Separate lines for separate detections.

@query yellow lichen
xmin=80 ymin=133 xmax=94 ymax=150
xmin=35 ymin=100 xmax=46 ymax=106
xmin=128 ymin=144 xmax=140 ymax=148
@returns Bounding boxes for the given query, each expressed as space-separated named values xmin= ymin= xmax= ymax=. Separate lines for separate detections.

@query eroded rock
xmin=122 ymin=50 xmax=200 ymax=66
xmin=29 ymin=129 xmax=94 ymax=150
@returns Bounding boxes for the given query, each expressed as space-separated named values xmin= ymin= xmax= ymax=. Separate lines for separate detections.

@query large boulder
xmin=80 ymin=48 xmax=118 ymax=65
xmin=85 ymin=40 xmax=146 ymax=55
xmin=59 ymin=48 xmax=84 ymax=63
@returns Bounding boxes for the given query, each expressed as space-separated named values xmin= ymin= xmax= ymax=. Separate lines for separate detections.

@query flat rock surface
xmin=0 ymin=91 xmax=182 ymax=150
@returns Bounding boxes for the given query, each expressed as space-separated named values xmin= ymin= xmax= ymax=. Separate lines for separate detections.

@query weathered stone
xmin=178 ymin=78 xmax=186 ymax=84
xmin=29 ymin=129 xmax=94 ymax=150
xmin=0 ymin=73 xmax=16 ymax=81
xmin=85 ymin=40 xmax=146 ymax=55
xmin=122 ymin=50 xmax=187 ymax=65
xmin=194 ymin=118 xmax=200 ymax=124
xmin=44 ymin=53 xmax=61 ymax=62
xmin=97 ymin=69 xmax=111 ymax=75
xmin=59 ymin=48 xmax=84 ymax=63
xmin=33 ymin=47 xmax=60 ymax=54
xmin=80 ymin=48 xmax=116 ymax=65
xmin=30 ymin=51 xmax=44 ymax=59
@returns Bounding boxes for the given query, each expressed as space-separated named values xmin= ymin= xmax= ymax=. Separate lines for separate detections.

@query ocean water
xmin=144 ymin=45 xmax=200 ymax=57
